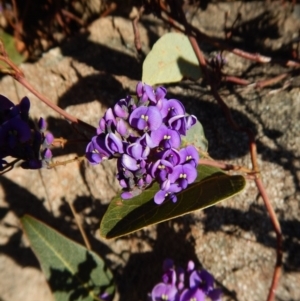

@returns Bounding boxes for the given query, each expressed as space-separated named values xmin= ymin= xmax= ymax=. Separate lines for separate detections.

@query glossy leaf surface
xmin=100 ymin=165 xmax=245 ymax=239
xmin=21 ymin=215 xmax=115 ymax=301
xmin=142 ymin=32 xmax=202 ymax=85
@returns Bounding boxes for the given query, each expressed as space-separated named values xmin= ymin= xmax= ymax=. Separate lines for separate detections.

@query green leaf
xmin=21 ymin=215 xmax=115 ymax=301
xmin=182 ymin=119 xmax=208 ymax=152
xmin=0 ymin=31 xmax=26 ymax=65
xmin=100 ymin=165 xmax=245 ymax=239
xmin=142 ymin=32 xmax=202 ymax=85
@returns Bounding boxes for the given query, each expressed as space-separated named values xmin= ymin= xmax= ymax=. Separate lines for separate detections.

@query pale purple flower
xmin=151 ymin=283 xmax=179 ymax=301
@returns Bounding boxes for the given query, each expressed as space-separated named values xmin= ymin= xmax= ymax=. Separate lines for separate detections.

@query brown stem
xmin=255 ymin=177 xmax=283 ymax=301
xmin=16 ymin=76 xmax=96 ymax=133
xmin=68 ymin=199 xmax=91 ymax=251
xmin=132 ymin=6 xmax=145 ymax=52
xmin=179 ymin=10 xmax=282 ymax=300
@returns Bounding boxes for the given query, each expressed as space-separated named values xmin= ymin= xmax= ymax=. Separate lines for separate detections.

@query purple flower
xmin=168 ymin=115 xmax=196 ymax=136
xmin=158 ymin=148 xmax=181 ymax=167
xmin=86 ymin=81 xmax=200 ymax=202
xmin=105 ymin=133 xmax=124 ymax=154
xmin=151 ymin=125 xmax=181 ymax=149
xmin=86 ymin=134 xmax=111 ymax=164
xmin=150 ymin=260 xmax=221 ymax=301
xmin=154 ymin=184 xmax=181 ymax=205
xmin=161 ymin=99 xmax=185 ymax=120
xmin=0 ymin=117 xmax=31 ymax=148
xmin=151 ymin=283 xmax=179 ymax=301
xmin=129 ymin=106 xmax=162 ymax=131
xmin=179 ymin=287 xmax=205 ymax=301
xmin=179 ymin=146 xmax=199 ymax=167
xmin=169 ymin=164 xmax=197 ymax=190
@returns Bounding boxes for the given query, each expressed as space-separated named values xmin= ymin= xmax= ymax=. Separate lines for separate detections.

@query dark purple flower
xmin=208 ymin=289 xmax=222 ymax=301
xmin=18 ymin=96 xmax=30 ymax=116
xmin=179 ymin=146 xmax=199 ymax=167
xmin=0 ymin=94 xmax=14 ymax=112
xmin=189 ymin=270 xmax=214 ymax=295
xmin=169 ymin=164 xmax=197 ymax=190
xmin=129 ymin=106 xmax=162 ymax=131
xmin=151 ymin=125 xmax=181 ymax=149
xmin=0 ymin=117 xmax=31 ymax=148
xmin=179 ymin=287 xmax=205 ymax=301
xmin=38 ymin=117 xmax=47 ymax=132
xmin=21 ymin=159 xmax=43 ymax=169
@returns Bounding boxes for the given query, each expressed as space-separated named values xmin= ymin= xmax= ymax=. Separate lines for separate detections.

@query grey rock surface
xmin=0 ymin=3 xmax=300 ymax=301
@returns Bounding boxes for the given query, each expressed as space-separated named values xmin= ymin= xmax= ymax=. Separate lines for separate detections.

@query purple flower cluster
xmin=150 ymin=259 xmax=222 ymax=301
xmin=86 ymin=82 xmax=199 ymax=204
xmin=0 ymin=94 xmax=53 ymax=171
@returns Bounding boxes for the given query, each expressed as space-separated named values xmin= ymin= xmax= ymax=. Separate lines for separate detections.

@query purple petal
xmin=144 ymin=84 xmax=156 ymax=103
xmin=161 ymin=99 xmax=185 ymax=119
xmin=151 ymin=125 xmax=181 ymax=149
xmin=105 ymin=133 xmax=124 ymax=154
xmin=114 ymin=99 xmax=129 ymax=119
xmin=129 ymin=106 xmax=162 ymax=131
xmin=190 ymin=270 xmax=215 ymax=294
xmin=168 ymin=115 xmax=187 ymax=135
xmin=116 ymin=119 xmax=128 ymax=137
xmin=179 ymin=287 xmax=205 ymax=301
xmin=136 ymin=81 xmax=143 ymax=97
xmin=19 ymin=96 xmax=30 ymax=114
xmin=151 ymin=283 xmax=178 ymax=301
xmin=38 ymin=117 xmax=47 ymax=132
xmin=121 ymin=154 xmax=139 ymax=171
xmin=0 ymin=94 xmax=14 ymax=111
xmin=187 ymin=260 xmax=195 ymax=272
xmin=180 ymin=145 xmax=199 ymax=167
xmin=169 ymin=164 xmax=197 ymax=185
xmin=121 ymin=188 xmax=142 ymax=199
xmin=44 ymin=132 xmax=54 ymax=146
xmin=154 ymin=190 xmax=169 ymax=205
xmin=155 ymin=86 xmax=167 ymax=101
xmin=127 ymin=143 xmax=143 ymax=160
xmin=208 ymin=289 xmax=222 ymax=301
xmin=185 ymin=115 xmax=197 ymax=130
xmin=43 ymin=148 xmax=52 ymax=161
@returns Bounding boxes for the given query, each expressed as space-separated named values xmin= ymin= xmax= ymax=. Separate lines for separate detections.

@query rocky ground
xmin=0 ymin=2 xmax=300 ymax=301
